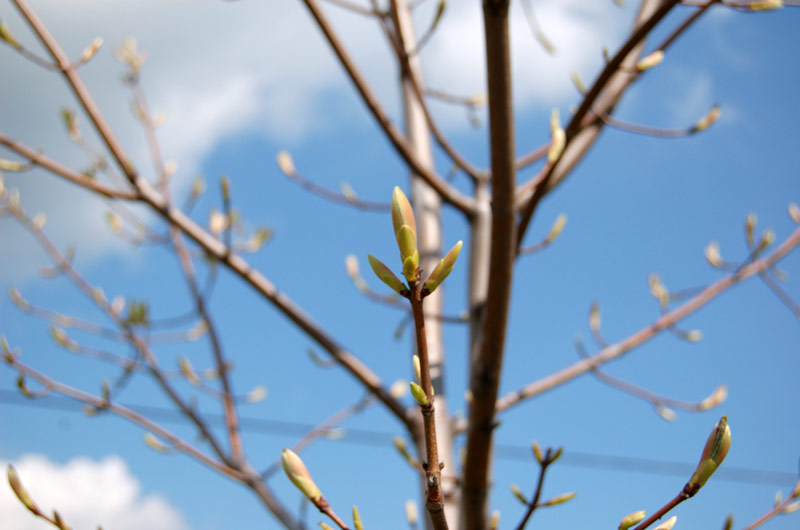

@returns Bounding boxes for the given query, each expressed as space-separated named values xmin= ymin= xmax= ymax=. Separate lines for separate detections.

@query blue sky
xmin=1 ymin=1 xmax=799 ymax=529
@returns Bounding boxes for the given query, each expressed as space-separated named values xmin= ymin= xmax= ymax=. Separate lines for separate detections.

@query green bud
xmin=693 ymin=105 xmax=720 ymax=132
xmin=281 ymin=448 xmax=322 ymax=501
xmin=654 ymin=516 xmax=677 ymax=530
xmin=546 ymin=214 xmax=567 ymax=243
xmin=490 ymin=510 xmax=500 ymax=530
xmin=367 ymin=255 xmax=407 ymax=296
xmin=319 ymin=523 xmax=335 ymax=530
xmin=391 ymin=187 xmax=416 ymax=238
xmin=548 ymin=108 xmax=566 ymax=162
xmin=424 ymin=240 xmax=463 ymax=294
xmin=541 ymin=491 xmax=576 ymax=507
xmin=510 ymin=484 xmax=528 ymax=505
xmin=619 ymin=510 xmax=647 ymax=530
xmin=689 ymin=415 xmax=731 ymax=491
xmin=396 ymin=224 xmax=418 ymax=262
xmin=722 ymin=514 xmax=733 ymax=530
xmin=144 ymin=433 xmax=168 ymax=453
xmin=7 ymin=465 xmax=40 ymax=514
xmin=570 ymin=71 xmax=585 ymax=93
xmin=403 ymin=254 xmax=419 ymax=282
xmin=353 ymin=505 xmax=364 ymax=530
xmin=636 ymin=50 xmax=664 ymax=71
xmin=748 ymin=0 xmax=783 ymax=10
xmin=178 ymin=357 xmax=200 ymax=386
xmin=532 ymin=440 xmax=543 ymax=464
xmin=409 ymin=382 xmax=429 ymax=406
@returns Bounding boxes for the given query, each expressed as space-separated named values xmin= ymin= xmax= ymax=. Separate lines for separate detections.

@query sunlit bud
xmin=50 ymin=327 xmax=72 ymax=349
xmin=686 ymin=330 xmax=703 ymax=343
xmin=510 ymin=484 xmax=528 ymax=505
xmin=81 ymin=36 xmax=103 ymax=62
xmin=758 ymin=229 xmax=775 ymax=250
xmin=389 ymin=379 xmax=409 ymax=399
xmin=412 ymin=355 xmax=422 ymax=384
xmin=410 ymin=382 xmax=429 ymax=406
xmin=570 ymin=71 xmax=586 ymax=93
xmin=276 ymin=150 xmax=296 ymax=176
xmin=109 ymin=295 xmax=125 ymax=316
xmin=281 ymin=449 xmax=322 ymax=501
xmin=325 ymin=428 xmax=346 ymax=441
xmin=789 ymin=203 xmax=800 ymax=225
xmin=648 ymin=274 xmax=669 ymax=305
xmin=7 ymin=465 xmax=39 ymax=513
xmin=541 ymin=491 xmax=577 ymax=507
xmin=532 ymin=440 xmax=543 ymax=464
xmin=319 ymin=523 xmax=334 ymax=530
xmin=242 ymin=227 xmax=273 ymax=253
xmin=784 ymin=501 xmax=800 ymax=513
xmin=340 ymin=182 xmax=356 ymax=203
xmin=748 ymin=0 xmax=783 ymax=10
xmin=179 ymin=357 xmax=200 ymax=386
xmin=589 ymin=302 xmax=601 ymax=333
xmin=545 ymin=214 xmax=567 ymax=244
xmin=699 ymin=385 xmax=728 ymax=411
xmin=392 ymin=187 xmax=417 ymax=237
xmin=466 ymin=93 xmax=487 ymax=107
xmin=106 ymin=211 xmax=123 ymax=234
xmin=405 ymin=499 xmax=419 ymax=525
xmin=693 ymin=105 xmax=720 ymax=132
xmin=353 ymin=505 xmax=364 ymax=530
xmin=689 ymin=415 xmax=731 ymax=491
xmin=551 ymin=447 xmax=563 ymax=463
xmin=367 ymin=255 xmax=407 ymax=296
xmin=186 ymin=321 xmax=208 ymax=341
xmin=1 ymin=335 xmax=15 ymax=363
xmin=745 ymin=213 xmax=757 ymax=244
xmin=654 ymin=515 xmax=677 ymax=530
xmin=424 ymin=240 xmax=463 ymax=294
xmin=636 ymin=50 xmax=664 ymax=71
xmin=490 ymin=510 xmax=500 ymax=530
xmin=144 ymin=433 xmax=167 ymax=453
xmin=0 ymin=20 xmax=22 ymax=49
xmin=209 ymin=209 xmax=227 ymax=235
xmin=656 ymin=406 xmax=677 ymax=422
xmin=0 ymin=158 xmax=26 ymax=172
xmin=53 ymin=509 xmax=69 ymax=530
xmin=345 ymin=255 xmax=368 ymax=293
xmin=464 ymin=389 xmax=473 ymax=403
xmin=775 ymin=490 xmax=783 ymax=506
xmin=10 ymin=287 xmax=29 ymax=311
xmin=396 ymin=224 xmax=419 ymax=264
xmin=548 ymin=108 xmax=566 ymax=162
xmin=619 ymin=510 xmax=647 ymax=530
xmin=705 ymin=242 xmax=723 ymax=268
xmin=16 ymin=374 xmax=33 ymax=397
xmin=402 ymin=255 xmax=418 ymax=283
xmin=152 ymin=111 xmax=167 ymax=128
xmin=245 ymin=385 xmax=267 ymax=403
xmin=393 ymin=436 xmax=413 ymax=463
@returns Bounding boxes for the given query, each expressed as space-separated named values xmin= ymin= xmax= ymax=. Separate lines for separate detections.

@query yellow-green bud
xmin=510 ymin=483 xmax=528 ymax=505
xmin=402 ymin=253 xmax=419 ymax=282
xmin=319 ymin=524 xmax=335 ymax=530
xmin=144 ymin=433 xmax=168 ymax=453
xmin=548 ymin=108 xmax=566 ymax=162
xmin=689 ymin=415 xmax=731 ymax=491
xmin=276 ymin=150 xmax=296 ymax=176
xmin=532 ymin=440 xmax=543 ymax=464
xmin=636 ymin=50 xmax=664 ymax=71
xmin=391 ymin=187 xmax=417 ymax=237
xmin=589 ymin=302 xmax=601 ymax=333
xmin=789 ymin=203 xmax=800 ymax=225
xmin=424 ymin=240 xmax=463 ymax=294
xmin=7 ymin=465 xmax=40 ymax=514
xmin=410 ymin=382 xmax=429 ymax=406
xmin=178 ymin=357 xmax=200 ymax=386
xmin=722 ymin=514 xmax=733 ymax=530
xmin=541 ymin=491 xmax=577 ymax=507
xmin=245 ymin=385 xmax=267 ymax=403
xmin=784 ymin=501 xmax=800 ymax=514
xmin=748 ymin=0 xmax=783 ymax=11
xmin=353 ymin=505 xmax=364 ymax=530
xmin=367 ymin=255 xmax=407 ymax=296
xmin=619 ymin=510 xmax=647 ymax=530
xmin=281 ymin=449 xmax=322 ymax=501
xmin=413 ymin=355 xmax=422 ymax=384
xmin=693 ymin=105 xmax=720 ymax=132
xmin=570 ymin=71 xmax=586 ymax=93
xmin=546 ymin=214 xmax=567 ymax=243
xmin=490 ymin=510 xmax=500 ymax=530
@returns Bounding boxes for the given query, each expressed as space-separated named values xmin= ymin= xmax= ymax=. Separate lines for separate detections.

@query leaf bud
xmin=409 ymin=382 xmax=429 ymax=406
xmin=7 ymin=465 xmax=40 ymax=513
xmin=245 ymin=385 xmax=267 ymax=403
xmin=319 ymin=523 xmax=335 ymax=530
xmin=570 ymin=71 xmax=586 ymax=93
xmin=705 ymin=242 xmax=723 ymax=268
xmin=281 ymin=448 xmax=322 ymax=501
xmin=656 ymin=406 xmax=677 ymax=422
xmin=510 ymin=484 xmax=528 ymax=505
xmin=689 ymin=415 xmax=731 ymax=491
xmin=353 ymin=505 xmax=364 ymax=530
xmin=490 ymin=510 xmax=500 ymax=530
xmin=693 ymin=105 xmax=720 ymax=132
xmin=367 ymin=255 xmax=407 ymax=296
xmin=789 ymin=203 xmax=800 ymax=225
xmin=699 ymin=385 xmax=728 ymax=411
xmin=144 ymin=433 xmax=168 ymax=453
xmin=546 ymin=214 xmax=567 ymax=243
xmin=548 ymin=108 xmax=566 ymax=162
xmin=636 ymin=50 xmax=664 ymax=71
xmin=424 ymin=240 xmax=463 ymax=294
xmin=405 ymin=499 xmax=418 ymax=525
xmin=541 ymin=492 xmax=577 ymax=507
xmin=391 ymin=187 xmax=417 ymax=237
xmin=748 ymin=0 xmax=783 ymax=10
xmin=532 ymin=440 xmax=543 ymax=464
xmin=619 ymin=510 xmax=647 ymax=530
xmin=654 ymin=515 xmax=677 ymax=530
xmin=81 ymin=36 xmax=103 ymax=62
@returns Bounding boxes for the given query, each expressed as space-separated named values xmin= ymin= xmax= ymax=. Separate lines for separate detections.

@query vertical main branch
xmin=462 ymin=2 xmax=516 ymax=528
xmin=409 ymin=283 xmax=449 ymax=530
xmin=390 ymin=0 xmax=458 ymax=526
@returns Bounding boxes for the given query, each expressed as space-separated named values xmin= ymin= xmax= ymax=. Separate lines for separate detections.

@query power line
xmin=1 ymin=390 xmax=795 ymax=487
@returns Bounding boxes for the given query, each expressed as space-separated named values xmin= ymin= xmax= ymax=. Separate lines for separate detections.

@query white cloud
xmin=0 ymin=0 xmax=631 ymax=281
xmin=0 ymin=454 xmax=188 ymax=530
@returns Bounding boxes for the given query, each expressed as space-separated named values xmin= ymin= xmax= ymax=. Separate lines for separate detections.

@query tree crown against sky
xmin=1 ymin=1 xmax=799 ymax=530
